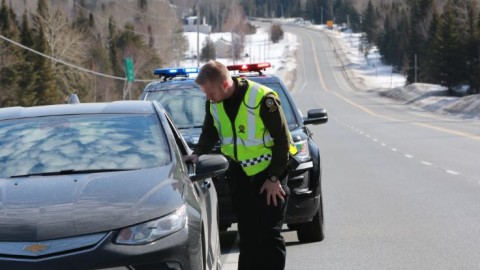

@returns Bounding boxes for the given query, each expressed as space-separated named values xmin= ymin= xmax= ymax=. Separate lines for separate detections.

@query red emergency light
xmin=227 ymin=62 xmax=271 ymax=73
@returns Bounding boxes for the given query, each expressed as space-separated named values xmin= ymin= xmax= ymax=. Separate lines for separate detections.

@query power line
xmin=0 ymin=33 xmax=155 ymax=83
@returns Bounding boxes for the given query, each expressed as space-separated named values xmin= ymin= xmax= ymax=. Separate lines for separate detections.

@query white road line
xmin=365 ymin=134 xmax=371 ymax=138
xmin=392 ymin=148 xmax=397 ymax=152
xmin=446 ymin=170 xmax=461 ymax=175
xmin=421 ymin=161 xmax=433 ymax=166
xmin=405 ymin=154 xmax=414 ymax=159
xmin=381 ymin=143 xmax=386 ymax=147
xmin=373 ymin=138 xmax=378 ymax=142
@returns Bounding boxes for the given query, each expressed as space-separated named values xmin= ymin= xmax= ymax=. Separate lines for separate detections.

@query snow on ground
xmin=179 ymin=24 xmax=298 ymax=90
xmin=309 ymin=24 xmax=480 ymax=120
xmin=178 ymin=20 xmax=480 ymax=120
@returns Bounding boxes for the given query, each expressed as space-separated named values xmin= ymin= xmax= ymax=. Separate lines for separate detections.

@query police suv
xmin=140 ymin=63 xmax=328 ymax=242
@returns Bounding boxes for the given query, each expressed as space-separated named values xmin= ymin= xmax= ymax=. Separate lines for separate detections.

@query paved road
xmin=221 ymin=24 xmax=480 ymax=270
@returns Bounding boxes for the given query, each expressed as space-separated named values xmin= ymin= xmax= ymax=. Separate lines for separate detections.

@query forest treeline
xmin=241 ymin=0 xmax=480 ymax=95
xmin=369 ymin=0 xmax=480 ymax=95
xmin=1 ymin=0 xmax=479 ymax=108
xmin=0 ymin=0 xmax=187 ymax=107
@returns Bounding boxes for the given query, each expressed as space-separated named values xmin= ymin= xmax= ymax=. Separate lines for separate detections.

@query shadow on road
xmin=220 ymin=231 xmax=239 ymax=254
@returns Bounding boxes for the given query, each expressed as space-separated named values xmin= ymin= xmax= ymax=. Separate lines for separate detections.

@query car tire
xmin=296 ymin=197 xmax=325 ymax=243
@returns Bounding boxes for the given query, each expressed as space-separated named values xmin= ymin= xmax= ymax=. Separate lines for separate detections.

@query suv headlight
xmin=115 ymin=205 xmax=187 ymax=245
xmin=294 ymin=140 xmax=310 ymax=160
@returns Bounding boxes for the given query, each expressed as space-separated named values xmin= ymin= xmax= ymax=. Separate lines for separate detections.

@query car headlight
xmin=294 ymin=140 xmax=310 ymax=160
xmin=115 ymin=205 xmax=187 ymax=245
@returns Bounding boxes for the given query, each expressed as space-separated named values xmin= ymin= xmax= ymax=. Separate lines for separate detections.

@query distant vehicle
xmin=141 ymin=63 xmax=328 ymax=242
xmin=0 ymin=100 xmax=227 ymax=270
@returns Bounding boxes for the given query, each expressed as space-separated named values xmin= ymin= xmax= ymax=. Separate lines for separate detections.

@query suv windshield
xmin=144 ymin=80 xmax=298 ymax=130
xmin=0 ymin=114 xmax=170 ymax=178
xmin=144 ymin=85 xmax=206 ymax=129
xmin=259 ymin=82 xmax=297 ymax=129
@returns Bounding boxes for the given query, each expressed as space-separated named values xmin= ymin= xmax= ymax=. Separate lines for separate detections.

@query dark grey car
xmin=0 ymin=101 xmax=228 ymax=270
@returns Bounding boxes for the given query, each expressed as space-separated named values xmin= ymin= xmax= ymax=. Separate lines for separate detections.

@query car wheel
xmin=296 ymin=196 xmax=325 ymax=243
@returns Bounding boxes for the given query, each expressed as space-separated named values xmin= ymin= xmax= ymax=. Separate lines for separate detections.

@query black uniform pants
xmin=227 ymin=161 xmax=289 ymax=270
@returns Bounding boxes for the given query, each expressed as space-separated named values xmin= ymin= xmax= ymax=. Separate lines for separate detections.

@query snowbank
xmin=314 ymin=25 xmax=480 ymax=120
xmin=180 ymin=24 xmax=298 ymax=89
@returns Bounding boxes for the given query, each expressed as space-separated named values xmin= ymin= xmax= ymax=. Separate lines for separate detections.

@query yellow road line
xmin=305 ymin=29 xmax=480 ymax=142
xmin=307 ymin=32 xmax=329 ymax=92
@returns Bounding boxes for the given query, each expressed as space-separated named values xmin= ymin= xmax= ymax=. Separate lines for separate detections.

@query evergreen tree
xmin=464 ymin=0 xmax=480 ymax=94
xmin=430 ymin=1 xmax=466 ymax=93
xmin=363 ymin=0 xmax=377 ymax=44
xmin=200 ymin=37 xmax=216 ymax=61
xmin=0 ymin=0 xmax=21 ymax=106
xmin=406 ymin=1 xmax=423 ymax=84
xmin=0 ymin=0 xmax=10 ymax=35
xmin=17 ymin=11 xmax=37 ymax=106
xmin=32 ymin=25 xmax=61 ymax=105
xmin=138 ymin=0 xmax=147 ymax=12
xmin=107 ymin=16 xmax=121 ymax=77
xmin=424 ymin=11 xmax=441 ymax=84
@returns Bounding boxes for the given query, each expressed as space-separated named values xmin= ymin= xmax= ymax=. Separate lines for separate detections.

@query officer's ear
xmin=221 ymin=79 xmax=229 ymax=90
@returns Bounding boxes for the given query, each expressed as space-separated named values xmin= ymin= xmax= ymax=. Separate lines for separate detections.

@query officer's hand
xmin=183 ymin=154 xmax=199 ymax=164
xmin=259 ymin=179 xmax=286 ymax=207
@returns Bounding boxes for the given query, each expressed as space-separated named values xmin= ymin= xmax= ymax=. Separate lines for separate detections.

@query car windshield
xmin=144 ymin=83 xmax=206 ymax=129
xmin=0 ymin=114 xmax=170 ymax=178
xmin=144 ymin=81 xmax=298 ymax=130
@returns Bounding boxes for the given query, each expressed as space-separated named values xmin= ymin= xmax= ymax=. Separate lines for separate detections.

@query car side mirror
xmin=303 ymin=108 xmax=328 ymax=125
xmin=190 ymin=154 xmax=229 ymax=182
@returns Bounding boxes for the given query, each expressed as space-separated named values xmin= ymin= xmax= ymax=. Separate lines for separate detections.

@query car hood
xmin=0 ymin=165 xmax=185 ymax=241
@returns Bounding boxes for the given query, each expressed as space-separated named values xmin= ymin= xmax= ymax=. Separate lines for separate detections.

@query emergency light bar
xmin=227 ymin=62 xmax=271 ymax=73
xmin=153 ymin=67 xmax=199 ymax=80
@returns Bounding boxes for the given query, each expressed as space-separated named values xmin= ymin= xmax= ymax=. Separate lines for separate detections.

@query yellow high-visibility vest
xmin=210 ymin=80 xmax=297 ymax=176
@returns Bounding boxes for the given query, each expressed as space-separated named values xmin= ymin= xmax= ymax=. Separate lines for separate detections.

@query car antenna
xmin=68 ymin=94 xmax=80 ymax=104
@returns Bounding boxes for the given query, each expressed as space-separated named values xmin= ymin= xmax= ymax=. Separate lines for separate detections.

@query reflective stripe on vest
xmin=210 ymin=81 xmax=274 ymax=176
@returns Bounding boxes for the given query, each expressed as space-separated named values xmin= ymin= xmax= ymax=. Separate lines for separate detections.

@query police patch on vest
xmin=238 ymin=125 xmax=246 ymax=133
xmin=265 ymin=98 xmax=277 ymax=112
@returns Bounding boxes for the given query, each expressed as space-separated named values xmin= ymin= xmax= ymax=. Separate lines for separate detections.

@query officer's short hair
xmin=195 ymin=60 xmax=230 ymax=85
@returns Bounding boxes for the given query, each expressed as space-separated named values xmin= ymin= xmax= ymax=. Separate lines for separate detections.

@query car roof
xmin=144 ymin=73 xmax=281 ymax=92
xmin=0 ymin=101 xmax=157 ymax=121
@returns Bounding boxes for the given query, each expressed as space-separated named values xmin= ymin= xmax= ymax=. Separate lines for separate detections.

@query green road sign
xmin=124 ymin=57 xmax=134 ymax=82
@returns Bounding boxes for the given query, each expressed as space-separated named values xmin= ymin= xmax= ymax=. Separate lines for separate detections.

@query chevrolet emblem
xmin=23 ymin=243 xmax=49 ymax=253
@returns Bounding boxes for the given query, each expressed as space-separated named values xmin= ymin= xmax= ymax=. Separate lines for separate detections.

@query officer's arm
xmin=260 ymin=94 xmax=290 ymax=179
xmin=193 ymin=101 xmax=219 ymax=156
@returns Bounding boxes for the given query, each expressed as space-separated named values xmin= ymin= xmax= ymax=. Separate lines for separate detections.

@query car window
xmin=144 ymin=84 xmax=206 ymax=129
xmin=261 ymin=83 xmax=298 ymax=129
xmin=0 ymin=114 xmax=170 ymax=178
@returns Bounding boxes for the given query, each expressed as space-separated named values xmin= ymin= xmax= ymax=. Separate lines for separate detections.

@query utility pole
xmin=196 ymin=0 xmax=200 ymax=67
xmin=415 ymin=54 xmax=418 ymax=83
xmin=321 ymin=6 xmax=323 ymax=25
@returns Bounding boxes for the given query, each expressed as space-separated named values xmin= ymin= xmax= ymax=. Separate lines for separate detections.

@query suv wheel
xmin=296 ymin=197 xmax=325 ymax=243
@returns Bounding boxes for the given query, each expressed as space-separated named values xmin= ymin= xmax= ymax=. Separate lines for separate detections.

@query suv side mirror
xmin=303 ymin=108 xmax=328 ymax=125
xmin=190 ymin=154 xmax=229 ymax=182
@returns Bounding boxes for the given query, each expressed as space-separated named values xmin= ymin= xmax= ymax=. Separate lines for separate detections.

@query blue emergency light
xmin=153 ymin=67 xmax=199 ymax=79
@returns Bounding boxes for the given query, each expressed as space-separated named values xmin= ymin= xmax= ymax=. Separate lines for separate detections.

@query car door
xmin=162 ymin=110 xmax=221 ymax=270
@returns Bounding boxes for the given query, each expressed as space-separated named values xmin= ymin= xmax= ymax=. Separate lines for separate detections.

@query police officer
xmin=184 ymin=60 xmax=297 ymax=270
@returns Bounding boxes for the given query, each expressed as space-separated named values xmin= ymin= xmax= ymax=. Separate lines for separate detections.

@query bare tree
xmin=32 ymin=3 xmax=88 ymax=98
